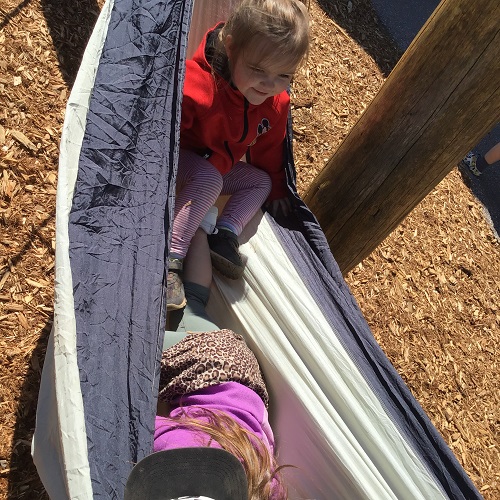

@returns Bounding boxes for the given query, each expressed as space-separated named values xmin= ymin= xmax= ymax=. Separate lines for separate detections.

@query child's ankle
xmin=168 ymin=255 xmax=184 ymax=271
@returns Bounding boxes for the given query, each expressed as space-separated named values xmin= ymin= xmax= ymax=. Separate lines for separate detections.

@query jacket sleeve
xmin=247 ymin=94 xmax=290 ymax=201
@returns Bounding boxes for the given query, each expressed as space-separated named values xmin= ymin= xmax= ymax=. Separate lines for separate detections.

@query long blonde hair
xmin=167 ymin=407 xmax=289 ymax=499
xmin=217 ymin=0 xmax=310 ymax=72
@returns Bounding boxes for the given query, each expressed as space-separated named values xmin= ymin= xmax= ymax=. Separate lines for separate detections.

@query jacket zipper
xmin=224 ymin=99 xmax=249 ymax=166
xmin=237 ymin=99 xmax=249 ymax=143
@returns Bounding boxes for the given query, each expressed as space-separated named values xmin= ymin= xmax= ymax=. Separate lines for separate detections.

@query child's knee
xmin=258 ymin=170 xmax=272 ymax=195
xmin=178 ymin=150 xmax=223 ymax=196
xmin=205 ymin=162 xmax=224 ymax=192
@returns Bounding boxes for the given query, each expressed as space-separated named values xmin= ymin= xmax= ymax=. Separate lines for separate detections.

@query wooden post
xmin=187 ymin=1 xmax=240 ymax=58
xmin=303 ymin=0 xmax=500 ymax=275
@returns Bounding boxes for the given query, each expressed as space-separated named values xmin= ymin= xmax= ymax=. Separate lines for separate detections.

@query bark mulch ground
xmin=1 ymin=0 xmax=498 ymax=498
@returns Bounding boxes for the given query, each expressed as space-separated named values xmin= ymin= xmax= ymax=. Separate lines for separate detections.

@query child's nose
xmin=260 ymin=75 xmax=275 ymax=90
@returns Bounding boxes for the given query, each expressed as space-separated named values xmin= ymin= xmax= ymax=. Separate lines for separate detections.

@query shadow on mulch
xmin=5 ymin=212 xmax=56 ymax=498
xmin=8 ymin=323 xmax=51 ymax=500
xmin=316 ymin=0 xmax=402 ymax=76
xmin=459 ymin=166 xmax=500 ymax=240
xmin=3 ymin=3 xmax=96 ymax=484
xmin=4 ymin=1 xmax=100 ymax=495
xmin=40 ymin=0 xmax=101 ymax=87
xmin=0 ymin=0 xmax=33 ymax=31
xmin=457 ymin=123 xmax=500 ymax=239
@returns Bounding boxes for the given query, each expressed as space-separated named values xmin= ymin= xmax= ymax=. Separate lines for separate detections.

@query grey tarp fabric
xmin=32 ymin=0 xmax=482 ymax=498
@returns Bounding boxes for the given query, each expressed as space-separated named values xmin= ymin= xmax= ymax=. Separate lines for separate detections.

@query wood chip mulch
xmin=1 ymin=0 xmax=498 ymax=498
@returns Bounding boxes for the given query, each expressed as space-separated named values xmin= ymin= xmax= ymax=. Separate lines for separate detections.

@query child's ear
xmin=224 ymin=34 xmax=234 ymax=58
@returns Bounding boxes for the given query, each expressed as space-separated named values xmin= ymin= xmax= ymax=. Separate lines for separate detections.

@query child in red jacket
xmin=167 ymin=0 xmax=310 ymax=310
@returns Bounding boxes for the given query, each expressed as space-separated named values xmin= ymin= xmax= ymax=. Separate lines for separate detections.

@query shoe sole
xmin=210 ymin=251 xmax=244 ymax=280
xmin=166 ymin=297 xmax=187 ymax=311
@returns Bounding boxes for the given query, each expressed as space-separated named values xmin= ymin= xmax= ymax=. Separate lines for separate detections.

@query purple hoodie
xmin=154 ymin=381 xmax=274 ymax=453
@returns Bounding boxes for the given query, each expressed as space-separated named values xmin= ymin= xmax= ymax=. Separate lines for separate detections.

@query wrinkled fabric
xmin=68 ymin=0 xmax=194 ymax=497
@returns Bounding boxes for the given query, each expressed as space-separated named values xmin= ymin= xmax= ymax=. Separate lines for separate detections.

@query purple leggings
xmin=169 ymin=149 xmax=271 ymax=258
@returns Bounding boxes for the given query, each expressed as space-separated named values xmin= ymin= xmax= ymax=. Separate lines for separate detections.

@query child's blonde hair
xmin=219 ymin=0 xmax=310 ymax=71
xmin=168 ymin=407 xmax=289 ymax=499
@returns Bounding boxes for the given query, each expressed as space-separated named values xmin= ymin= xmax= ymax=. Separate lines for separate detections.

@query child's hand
xmin=266 ymin=198 xmax=292 ymax=218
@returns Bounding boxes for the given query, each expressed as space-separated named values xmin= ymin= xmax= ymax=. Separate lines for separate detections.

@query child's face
xmin=229 ymin=52 xmax=296 ymax=105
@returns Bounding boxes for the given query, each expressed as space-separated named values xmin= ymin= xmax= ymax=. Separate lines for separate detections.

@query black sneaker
xmin=207 ymin=229 xmax=244 ymax=279
xmin=166 ymin=258 xmax=186 ymax=310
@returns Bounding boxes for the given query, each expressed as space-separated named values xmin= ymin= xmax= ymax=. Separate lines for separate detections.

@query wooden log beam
xmin=303 ymin=0 xmax=500 ymax=275
xmin=187 ymin=0 xmax=240 ymax=58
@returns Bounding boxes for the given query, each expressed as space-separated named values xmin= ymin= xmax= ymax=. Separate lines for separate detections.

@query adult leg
xmin=484 ymin=141 xmax=500 ymax=165
xmin=165 ymin=229 xmax=219 ymax=349
xmin=182 ymin=227 xmax=213 ymax=288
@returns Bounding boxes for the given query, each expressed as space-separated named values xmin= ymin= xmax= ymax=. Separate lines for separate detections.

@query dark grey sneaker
xmin=459 ymin=151 xmax=482 ymax=176
xmin=166 ymin=258 xmax=186 ymax=310
xmin=207 ymin=229 xmax=244 ymax=279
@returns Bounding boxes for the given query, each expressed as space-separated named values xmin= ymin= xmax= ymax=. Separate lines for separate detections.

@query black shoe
xmin=207 ymin=229 xmax=244 ymax=279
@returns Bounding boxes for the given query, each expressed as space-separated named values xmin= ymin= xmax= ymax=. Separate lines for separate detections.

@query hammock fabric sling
xmin=32 ymin=1 xmax=482 ymax=499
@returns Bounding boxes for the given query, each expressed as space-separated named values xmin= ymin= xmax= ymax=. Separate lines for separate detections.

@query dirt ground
xmin=1 ymin=0 xmax=498 ymax=498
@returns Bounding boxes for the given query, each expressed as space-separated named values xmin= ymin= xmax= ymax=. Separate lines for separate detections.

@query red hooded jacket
xmin=180 ymin=25 xmax=289 ymax=201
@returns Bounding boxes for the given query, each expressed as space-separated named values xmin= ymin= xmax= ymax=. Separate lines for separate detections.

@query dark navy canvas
xmin=68 ymin=0 xmax=193 ymax=497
